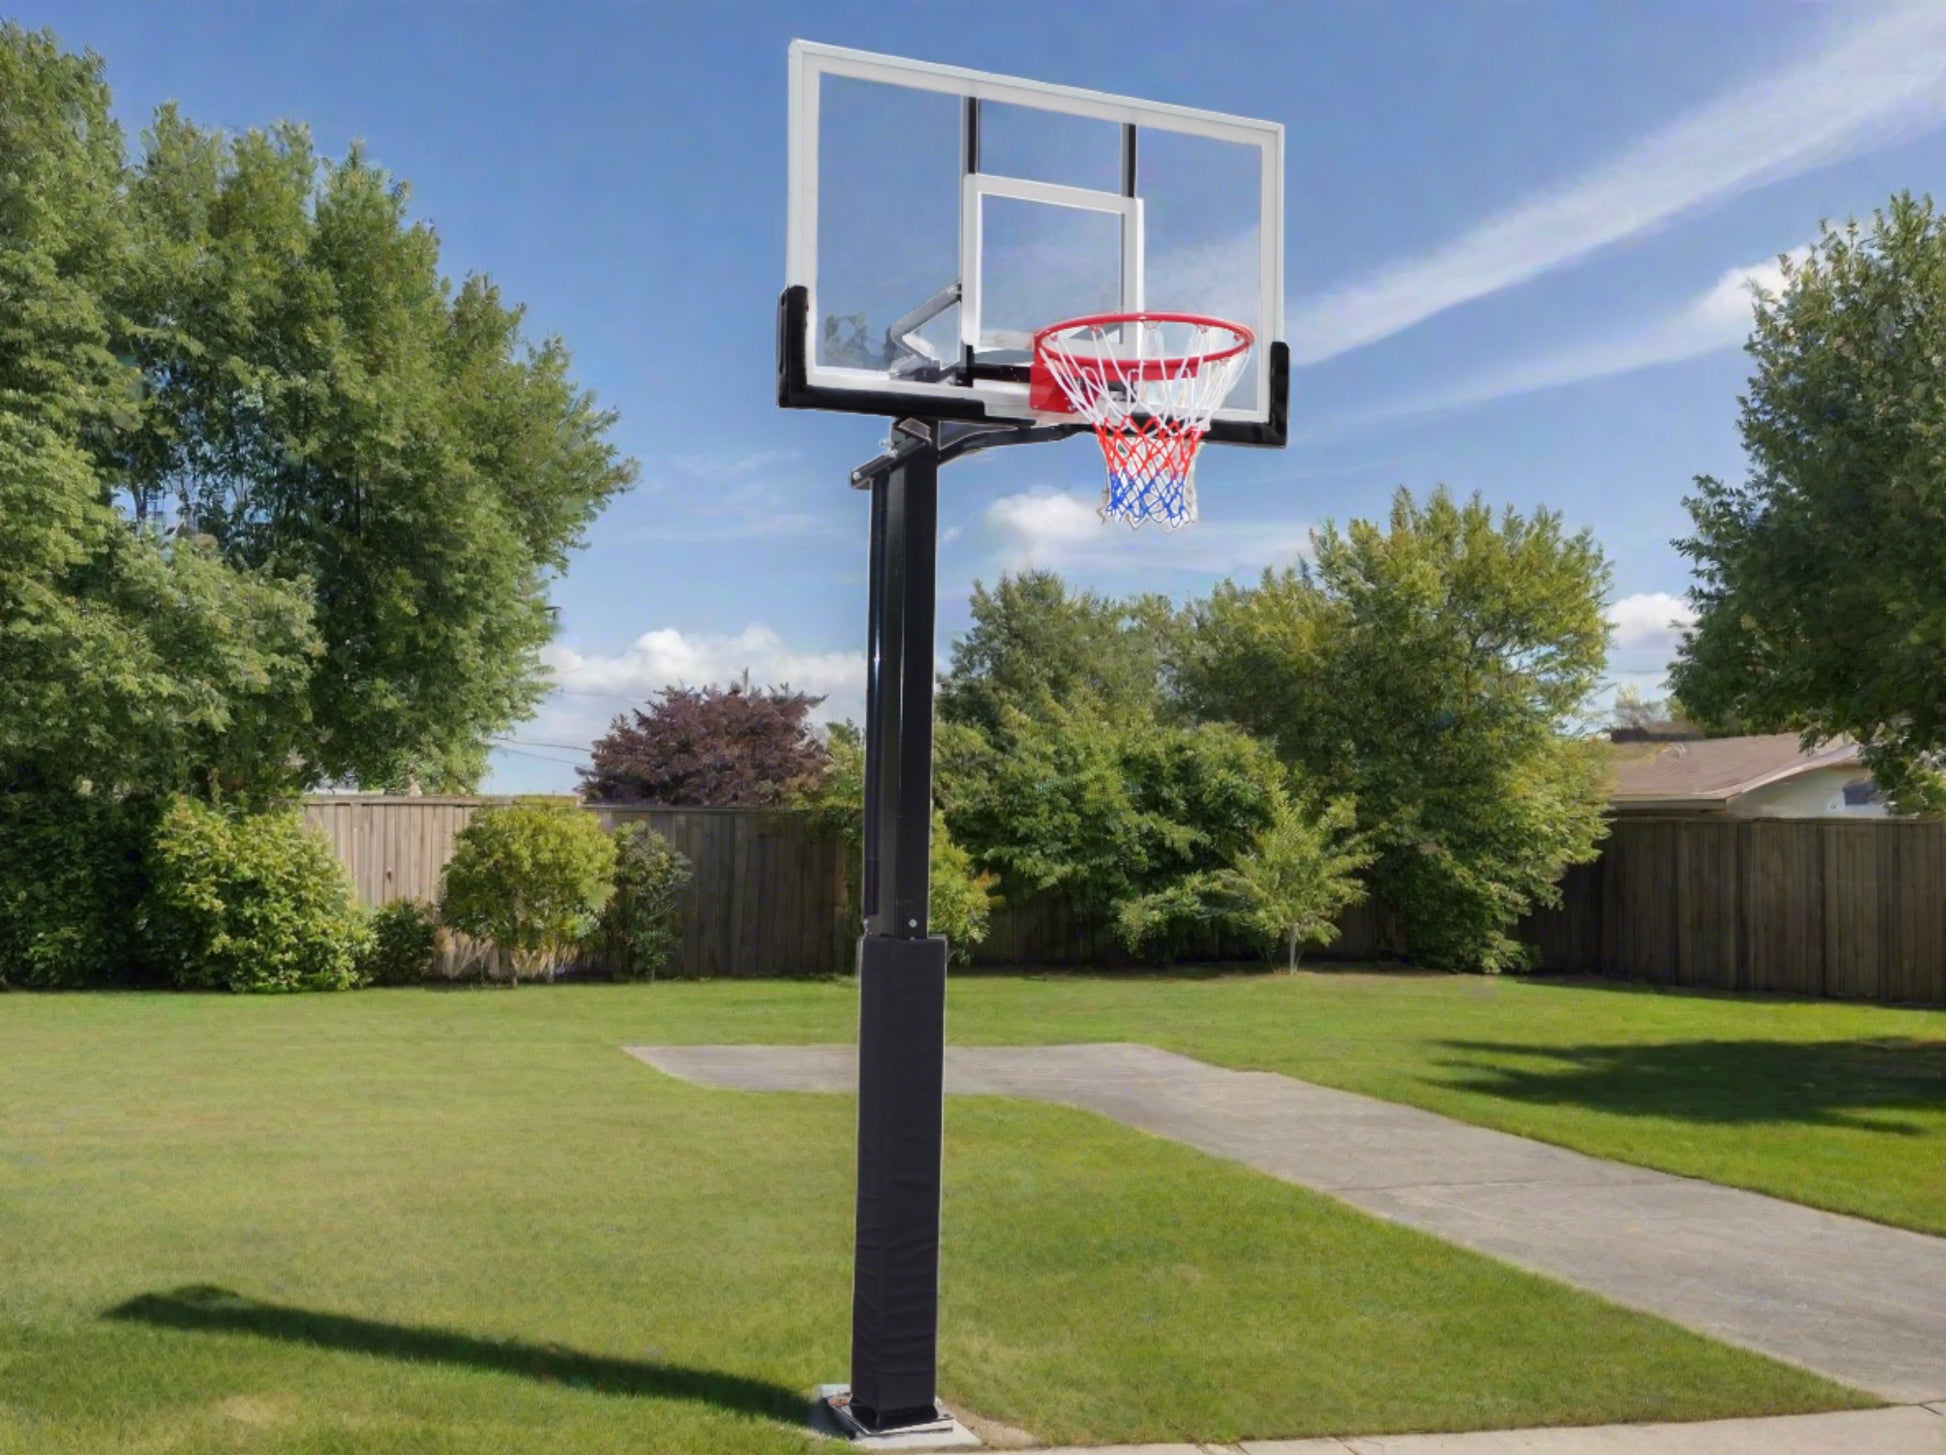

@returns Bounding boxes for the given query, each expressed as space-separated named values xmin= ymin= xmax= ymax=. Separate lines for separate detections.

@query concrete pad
xmin=628 ymin=1043 xmax=1946 ymax=1404
xmin=810 ymin=1385 xmax=981 ymax=1449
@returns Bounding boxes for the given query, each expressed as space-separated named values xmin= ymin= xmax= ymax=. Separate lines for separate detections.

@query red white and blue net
xmin=1030 ymin=313 xmax=1255 ymax=530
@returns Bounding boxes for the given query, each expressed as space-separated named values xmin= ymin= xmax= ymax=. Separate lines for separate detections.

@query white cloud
xmin=1307 ymin=247 xmax=1807 ymax=436
xmin=985 ymin=487 xmax=1311 ymax=576
xmin=543 ymin=626 xmax=866 ymax=711
xmin=1287 ymin=4 xmax=1946 ymax=364
xmin=1608 ymin=591 xmax=1697 ymax=658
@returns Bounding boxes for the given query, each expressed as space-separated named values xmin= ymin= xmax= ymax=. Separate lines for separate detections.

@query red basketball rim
xmin=1033 ymin=311 xmax=1255 ymax=383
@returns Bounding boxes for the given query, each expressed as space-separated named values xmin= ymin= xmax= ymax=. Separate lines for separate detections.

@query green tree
xmin=925 ymin=819 xmax=995 ymax=961
xmin=1671 ymin=195 xmax=1946 ymax=810
xmin=0 ymin=25 xmax=320 ymax=802
xmin=440 ymin=804 xmax=616 ymax=982
xmin=944 ymin=696 xmax=1286 ymax=958
xmin=113 ymin=109 xmax=636 ymax=790
xmin=594 ymin=824 xmax=692 ymax=981
xmin=938 ymin=571 xmax=1178 ymax=734
xmin=1182 ymin=487 xmax=1611 ymax=971
xmin=795 ymin=722 xmax=993 ymax=962
xmin=1212 ymin=795 xmax=1371 ymax=971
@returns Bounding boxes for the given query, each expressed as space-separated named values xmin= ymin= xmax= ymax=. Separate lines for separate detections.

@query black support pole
xmin=848 ymin=425 xmax=947 ymax=1432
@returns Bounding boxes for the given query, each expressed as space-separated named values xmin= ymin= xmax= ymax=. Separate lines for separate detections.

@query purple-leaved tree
xmin=579 ymin=678 xmax=830 ymax=806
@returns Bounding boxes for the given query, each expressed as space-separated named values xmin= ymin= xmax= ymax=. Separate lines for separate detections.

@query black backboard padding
xmin=777 ymin=287 xmax=1289 ymax=449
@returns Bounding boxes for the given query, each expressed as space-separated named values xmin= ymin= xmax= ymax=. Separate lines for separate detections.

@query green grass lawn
xmin=0 ymin=982 xmax=1878 ymax=1454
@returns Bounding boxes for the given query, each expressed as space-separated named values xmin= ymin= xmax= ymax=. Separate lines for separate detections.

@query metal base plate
xmin=812 ymin=1385 xmax=979 ymax=1449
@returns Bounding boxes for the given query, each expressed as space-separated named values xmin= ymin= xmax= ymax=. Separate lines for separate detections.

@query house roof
xmin=1607 ymin=733 xmax=1862 ymax=810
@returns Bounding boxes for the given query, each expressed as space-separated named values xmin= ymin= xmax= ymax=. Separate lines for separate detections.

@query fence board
xmin=1603 ymin=818 xmax=1679 ymax=983
xmin=1822 ymin=822 xmax=1880 ymax=1000
xmin=1742 ymin=820 xmax=1824 ymax=996
xmin=1878 ymin=822 xmax=1946 ymax=1003
xmin=1675 ymin=819 xmax=1740 ymax=990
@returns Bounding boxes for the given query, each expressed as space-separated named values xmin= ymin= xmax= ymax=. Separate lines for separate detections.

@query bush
xmin=794 ymin=723 xmax=994 ymax=961
xmin=440 ymin=803 xmax=616 ymax=982
xmin=139 ymin=797 xmax=370 ymax=992
xmin=1121 ymin=792 xmax=1371 ymax=969
xmin=0 ymin=791 xmax=157 ymax=988
xmin=360 ymin=898 xmax=440 ymax=985
xmin=944 ymin=697 xmax=1285 ymax=960
xmin=928 ymin=814 xmax=994 ymax=964
xmin=594 ymin=824 xmax=691 ymax=980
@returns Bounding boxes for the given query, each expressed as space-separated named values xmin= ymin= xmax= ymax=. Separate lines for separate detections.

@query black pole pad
xmin=848 ymin=933 xmax=948 ymax=1429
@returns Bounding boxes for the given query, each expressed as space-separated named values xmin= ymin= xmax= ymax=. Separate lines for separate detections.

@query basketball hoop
xmin=1031 ymin=312 xmax=1255 ymax=530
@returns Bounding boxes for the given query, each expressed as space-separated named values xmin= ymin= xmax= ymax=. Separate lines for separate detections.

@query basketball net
xmin=1031 ymin=313 xmax=1255 ymax=530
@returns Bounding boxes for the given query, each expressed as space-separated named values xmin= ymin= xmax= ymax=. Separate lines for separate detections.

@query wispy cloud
xmin=1311 ymin=248 xmax=1805 ymax=434
xmin=1288 ymin=4 xmax=1946 ymax=364
xmin=669 ymin=448 xmax=800 ymax=480
xmin=985 ymin=487 xmax=1311 ymax=576
xmin=626 ymin=479 xmax=844 ymax=543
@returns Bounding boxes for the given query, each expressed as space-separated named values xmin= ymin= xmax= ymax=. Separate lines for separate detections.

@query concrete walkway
xmin=1060 ymin=1404 xmax=1946 ymax=1453
xmin=628 ymin=1043 xmax=1946 ymax=1405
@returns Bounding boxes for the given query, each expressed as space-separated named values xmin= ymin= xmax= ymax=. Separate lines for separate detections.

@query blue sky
xmin=24 ymin=1 xmax=1946 ymax=791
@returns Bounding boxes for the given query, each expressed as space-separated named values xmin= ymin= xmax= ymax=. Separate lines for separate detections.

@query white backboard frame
xmin=784 ymin=40 xmax=1285 ymax=438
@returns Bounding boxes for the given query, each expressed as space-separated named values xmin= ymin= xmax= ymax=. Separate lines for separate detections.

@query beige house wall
xmin=1731 ymin=765 xmax=1883 ymax=818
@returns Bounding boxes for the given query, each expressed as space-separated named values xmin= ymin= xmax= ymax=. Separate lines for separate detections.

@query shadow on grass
xmin=1433 ymin=1037 xmax=1946 ymax=1133
xmin=1513 ymin=971 xmax=1946 ymax=1009
xmin=952 ymin=960 xmax=1429 ymax=983
xmin=104 ymin=1285 xmax=803 ymax=1419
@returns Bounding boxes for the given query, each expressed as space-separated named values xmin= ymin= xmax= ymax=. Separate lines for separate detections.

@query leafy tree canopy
xmin=1180 ymin=487 xmax=1611 ymax=970
xmin=2 ymin=23 xmax=634 ymax=800
xmin=1671 ymin=194 xmax=1946 ymax=810
xmin=937 ymin=570 xmax=1178 ymax=734
xmin=1121 ymin=792 xmax=1371 ymax=971
xmin=581 ymin=679 xmax=830 ymax=806
xmin=116 ymin=108 xmax=635 ymax=790
xmin=943 ymin=694 xmax=1288 ymax=955
xmin=0 ymin=23 xmax=320 ymax=802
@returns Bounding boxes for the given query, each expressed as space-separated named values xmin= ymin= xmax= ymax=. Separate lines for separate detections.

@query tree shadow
xmin=1432 ymin=1037 xmax=1946 ymax=1134
xmin=104 ymin=1285 xmax=804 ymax=1420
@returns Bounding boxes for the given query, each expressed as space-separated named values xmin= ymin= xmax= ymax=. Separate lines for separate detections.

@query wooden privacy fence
xmin=305 ymin=798 xmax=1946 ymax=1002
xmin=973 ymin=816 xmax=1946 ymax=1005
xmin=303 ymin=797 xmax=850 ymax=979
xmin=1568 ymin=816 xmax=1946 ymax=1003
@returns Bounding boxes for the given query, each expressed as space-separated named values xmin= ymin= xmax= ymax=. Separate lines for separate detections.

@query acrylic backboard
xmin=780 ymin=42 xmax=1287 ymax=447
